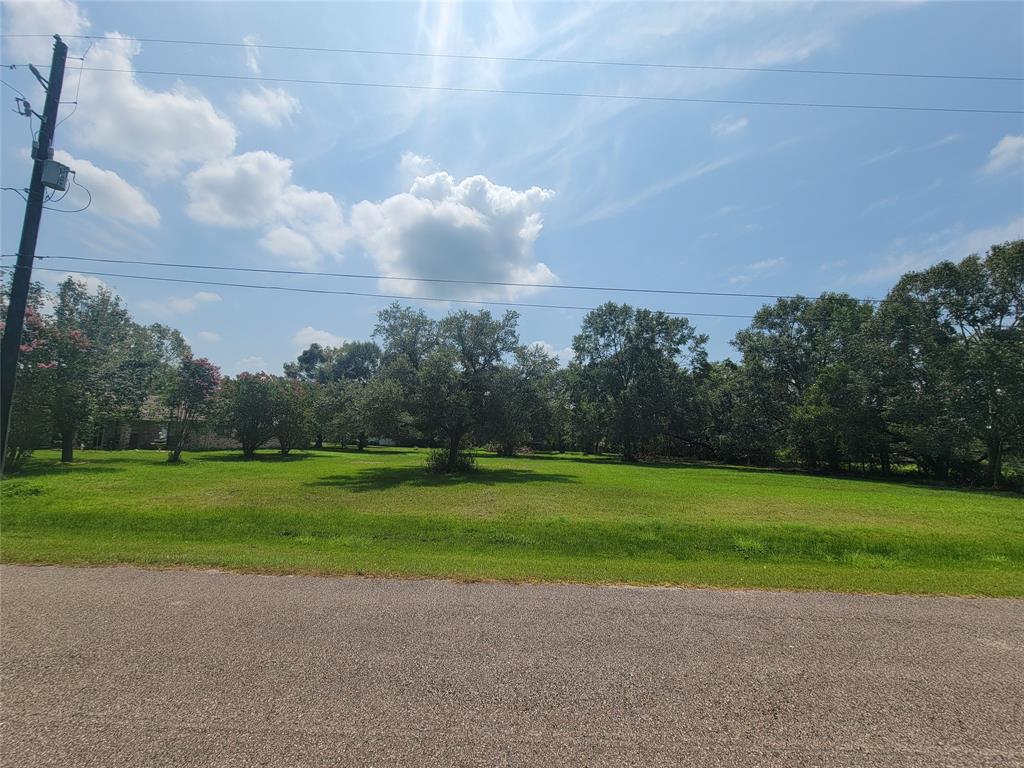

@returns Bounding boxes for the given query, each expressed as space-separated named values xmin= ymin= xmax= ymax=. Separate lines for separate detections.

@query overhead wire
xmin=0 ymin=254 xmax=886 ymax=303
xmin=0 ymin=77 xmax=28 ymax=99
xmin=55 ymin=42 xmax=90 ymax=129
xmin=40 ymin=172 xmax=91 ymax=213
xmin=2 ymin=32 xmax=1021 ymax=82
xmin=9 ymin=265 xmax=758 ymax=319
xmin=10 ymin=63 xmax=1021 ymax=115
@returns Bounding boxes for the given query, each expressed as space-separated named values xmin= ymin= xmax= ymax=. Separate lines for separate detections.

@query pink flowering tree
xmin=2 ymin=290 xmax=57 ymax=472
xmin=165 ymin=357 xmax=222 ymax=463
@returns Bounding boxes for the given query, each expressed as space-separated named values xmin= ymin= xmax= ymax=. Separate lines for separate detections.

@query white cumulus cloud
xmin=185 ymin=151 xmax=346 ymax=267
xmin=231 ymin=86 xmax=301 ymax=128
xmin=1 ymin=0 xmax=90 ymax=61
xmin=399 ymin=152 xmax=440 ymax=179
xmin=531 ymin=341 xmax=574 ymax=366
xmin=293 ymin=326 xmax=347 ymax=350
xmin=56 ymin=272 xmax=113 ymax=296
xmin=351 ymin=169 xmax=556 ymax=300
xmin=259 ymin=227 xmax=319 ymax=270
xmin=53 ymin=150 xmax=159 ymax=227
xmin=984 ymin=135 xmax=1024 ymax=175
xmin=69 ymin=34 xmax=236 ymax=178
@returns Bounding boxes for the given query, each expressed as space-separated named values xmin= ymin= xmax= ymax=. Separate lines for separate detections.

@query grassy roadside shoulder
xmin=2 ymin=448 xmax=1022 ymax=596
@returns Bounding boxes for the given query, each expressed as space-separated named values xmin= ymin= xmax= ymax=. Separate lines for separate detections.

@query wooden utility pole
xmin=0 ymin=35 xmax=69 ymax=472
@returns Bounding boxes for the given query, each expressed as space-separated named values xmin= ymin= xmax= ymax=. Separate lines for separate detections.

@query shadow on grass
xmin=5 ymin=459 xmax=133 ymax=478
xmin=501 ymin=452 xmax=1021 ymax=497
xmin=316 ymin=446 xmax=422 ymax=456
xmin=307 ymin=465 xmax=578 ymax=492
xmin=492 ymin=452 xmax=775 ymax=474
xmin=195 ymin=452 xmax=317 ymax=463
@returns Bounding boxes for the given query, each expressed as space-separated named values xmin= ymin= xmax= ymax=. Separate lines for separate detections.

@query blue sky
xmin=2 ymin=0 xmax=1022 ymax=373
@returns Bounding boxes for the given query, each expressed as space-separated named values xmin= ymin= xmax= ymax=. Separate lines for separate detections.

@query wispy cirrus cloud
xmin=712 ymin=117 xmax=749 ymax=137
xmin=855 ymin=215 xmax=1024 ymax=285
xmin=862 ymin=134 xmax=961 ymax=166
xmin=729 ymin=257 xmax=785 ymax=285
xmin=576 ymin=155 xmax=739 ymax=226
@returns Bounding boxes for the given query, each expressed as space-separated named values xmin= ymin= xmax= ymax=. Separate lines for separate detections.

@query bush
xmin=425 ymin=447 xmax=475 ymax=474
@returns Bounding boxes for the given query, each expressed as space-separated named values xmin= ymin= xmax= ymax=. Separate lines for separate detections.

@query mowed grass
xmin=2 ymin=448 xmax=1022 ymax=595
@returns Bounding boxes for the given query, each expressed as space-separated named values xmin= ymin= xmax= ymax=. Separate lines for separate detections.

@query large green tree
xmin=733 ymin=294 xmax=879 ymax=470
xmin=572 ymin=302 xmax=703 ymax=461
xmin=414 ymin=309 xmax=519 ymax=470
xmin=872 ymin=241 xmax=1023 ymax=483
xmin=212 ymin=373 xmax=277 ymax=459
xmin=483 ymin=343 xmax=559 ymax=455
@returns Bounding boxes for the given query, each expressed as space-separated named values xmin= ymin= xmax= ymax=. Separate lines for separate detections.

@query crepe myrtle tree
xmin=1 ymin=284 xmax=56 ymax=472
xmin=213 ymin=372 xmax=277 ymax=459
xmin=271 ymin=377 xmax=313 ymax=455
xmin=165 ymin=357 xmax=221 ymax=463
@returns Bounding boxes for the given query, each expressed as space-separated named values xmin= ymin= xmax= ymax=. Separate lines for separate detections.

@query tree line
xmin=3 ymin=240 xmax=1021 ymax=487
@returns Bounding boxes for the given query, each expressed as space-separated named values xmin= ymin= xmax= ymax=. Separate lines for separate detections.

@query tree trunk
xmin=168 ymin=418 xmax=189 ymax=463
xmin=358 ymin=431 xmax=367 ymax=451
xmin=448 ymin=432 xmax=460 ymax=471
xmin=622 ymin=437 xmax=634 ymax=462
xmin=315 ymin=433 xmax=323 ymax=450
xmin=987 ymin=432 xmax=1004 ymax=487
xmin=60 ymin=427 xmax=75 ymax=463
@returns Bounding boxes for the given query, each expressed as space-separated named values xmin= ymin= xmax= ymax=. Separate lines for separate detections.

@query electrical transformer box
xmin=41 ymin=160 xmax=70 ymax=191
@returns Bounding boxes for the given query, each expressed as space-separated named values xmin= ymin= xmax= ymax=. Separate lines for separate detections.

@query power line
xmin=0 ymin=77 xmax=28 ymax=99
xmin=13 ymin=63 xmax=1024 ymax=115
xmin=13 ymin=265 xmax=756 ymax=319
xmin=2 ymin=33 xmax=1021 ymax=82
xmin=2 ymin=253 xmax=883 ymax=304
xmin=54 ymin=42 xmax=90 ymax=129
xmin=40 ymin=172 xmax=91 ymax=213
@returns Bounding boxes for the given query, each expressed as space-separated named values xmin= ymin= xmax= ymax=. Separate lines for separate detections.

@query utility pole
xmin=0 ymin=35 xmax=69 ymax=472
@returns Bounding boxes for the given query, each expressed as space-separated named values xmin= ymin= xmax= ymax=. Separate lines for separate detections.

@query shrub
xmin=425 ymin=446 xmax=475 ymax=474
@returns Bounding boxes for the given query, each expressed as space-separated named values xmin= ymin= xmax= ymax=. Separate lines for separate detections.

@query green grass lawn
xmin=2 ymin=448 xmax=1022 ymax=595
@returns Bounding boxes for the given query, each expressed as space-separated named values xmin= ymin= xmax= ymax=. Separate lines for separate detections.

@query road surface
xmin=1 ymin=565 xmax=1022 ymax=767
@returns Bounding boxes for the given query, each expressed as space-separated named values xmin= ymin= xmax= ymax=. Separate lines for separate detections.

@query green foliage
xmin=2 ymin=285 xmax=54 ymax=472
xmin=425 ymin=446 xmax=476 ymax=473
xmin=212 ymin=373 xmax=276 ymax=458
xmin=415 ymin=309 xmax=520 ymax=471
xmin=6 ymin=240 xmax=1020 ymax=488
xmin=374 ymin=302 xmax=437 ymax=370
xmin=871 ymin=241 xmax=1023 ymax=484
xmin=483 ymin=343 xmax=559 ymax=455
xmin=284 ymin=341 xmax=382 ymax=384
xmin=270 ymin=378 xmax=313 ymax=455
xmin=165 ymin=357 xmax=221 ymax=462
xmin=571 ymin=302 xmax=705 ymax=460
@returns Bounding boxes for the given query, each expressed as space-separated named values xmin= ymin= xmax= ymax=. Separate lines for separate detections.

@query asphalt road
xmin=1 ymin=565 xmax=1022 ymax=767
